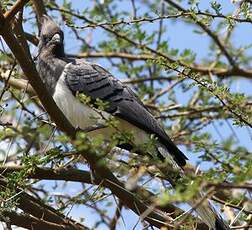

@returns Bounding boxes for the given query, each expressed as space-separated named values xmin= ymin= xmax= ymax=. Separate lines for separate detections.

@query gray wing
xmin=64 ymin=60 xmax=187 ymax=166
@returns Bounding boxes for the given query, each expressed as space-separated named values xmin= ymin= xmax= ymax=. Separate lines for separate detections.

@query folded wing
xmin=64 ymin=60 xmax=187 ymax=166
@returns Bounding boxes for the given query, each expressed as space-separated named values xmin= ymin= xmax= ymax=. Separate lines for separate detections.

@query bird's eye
xmin=42 ymin=33 xmax=62 ymax=44
xmin=51 ymin=33 xmax=61 ymax=43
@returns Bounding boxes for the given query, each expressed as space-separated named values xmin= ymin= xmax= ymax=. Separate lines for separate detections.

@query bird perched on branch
xmin=36 ymin=15 xmax=229 ymax=230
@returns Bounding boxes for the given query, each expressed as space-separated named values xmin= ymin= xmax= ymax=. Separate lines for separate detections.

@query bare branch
xmin=163 ymin=0 xmax=236 ymax=66
xmin=3 ymin=0 xmax=29 ymax=24
xmin=1 ymin=211 xmax=89 ymax=230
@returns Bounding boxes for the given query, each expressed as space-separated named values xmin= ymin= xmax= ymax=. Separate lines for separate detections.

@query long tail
xmin=157 ymin=143 xmax=230 ymax=230
xmin=188 ymin=195 xmax=230 ymax=230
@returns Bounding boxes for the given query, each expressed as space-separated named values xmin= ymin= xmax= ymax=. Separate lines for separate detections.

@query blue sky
xmin=1 ymin=1 xmax=252 ymax=229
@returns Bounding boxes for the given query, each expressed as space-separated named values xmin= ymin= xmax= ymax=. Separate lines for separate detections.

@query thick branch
xmin=0 ymin=6 xmax=76 ymax=137
xmin=69 ymin=52 xmax=151 ymax=61
xmin=206 ymin=182 xmax=252 ymax=190
xmin=0 ymin=165 xmax=209 ymax=229
xmin=0 ymin=179 xmax=88 ymax=230
xmin=2 ymin=211 xmax=88 ymax=230
xmin=3 ymin=0 xmax=29 ymax=24
xmin=0 ymin=71 xmax=35 ymax=95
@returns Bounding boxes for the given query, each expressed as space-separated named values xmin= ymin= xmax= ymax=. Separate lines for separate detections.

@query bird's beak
xmin=51 ymin=33 xmax=61 ymax=43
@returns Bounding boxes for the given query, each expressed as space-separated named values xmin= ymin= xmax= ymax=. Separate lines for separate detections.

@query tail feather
xmin=156 ymin=142 xmax=230 ymax=230
xmin=189 ymin=196 xmax=230 ymax=230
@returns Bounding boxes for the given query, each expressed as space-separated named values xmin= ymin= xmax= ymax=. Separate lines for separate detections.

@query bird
xmin=36 ymin=15 xmax=230 ymax=230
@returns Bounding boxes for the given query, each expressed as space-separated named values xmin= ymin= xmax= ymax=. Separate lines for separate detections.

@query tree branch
xmin=0 ymin=71 xmax=35 ymax=95
xmin=0 ymin=179 xmax=89 ymax=230
xmin=3 ymin=0 xmax=29 ymax=24
xmin=48 ymin=5 xmax=252 ymax=80
xmin=0 ymin=5 xmax=76 ymax=137
xmin=163 ymin=0 xmax=236 ymax=66
xmin=0 ymin=165 xmax=209 ymax=229
xmin=1 ymin=211 xmax=89 ymax=230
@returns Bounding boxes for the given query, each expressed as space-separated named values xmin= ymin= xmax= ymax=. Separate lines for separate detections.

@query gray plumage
xmin=36 ymin=15 xmax=229 ymax=230
xmin=37 ymin=15 xmax=187 ymax=167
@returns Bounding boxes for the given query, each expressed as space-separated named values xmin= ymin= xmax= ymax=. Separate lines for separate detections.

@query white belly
xmin=53 ymin=73 xmax=149 ymax=146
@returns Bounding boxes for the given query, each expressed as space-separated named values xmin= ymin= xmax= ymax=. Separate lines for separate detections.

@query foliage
xmin=0 ymin=0 xmax=251 ymax=229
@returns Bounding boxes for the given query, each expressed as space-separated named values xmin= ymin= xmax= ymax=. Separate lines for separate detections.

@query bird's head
xmin=38 ymin=15 xmax=65 ymax=57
